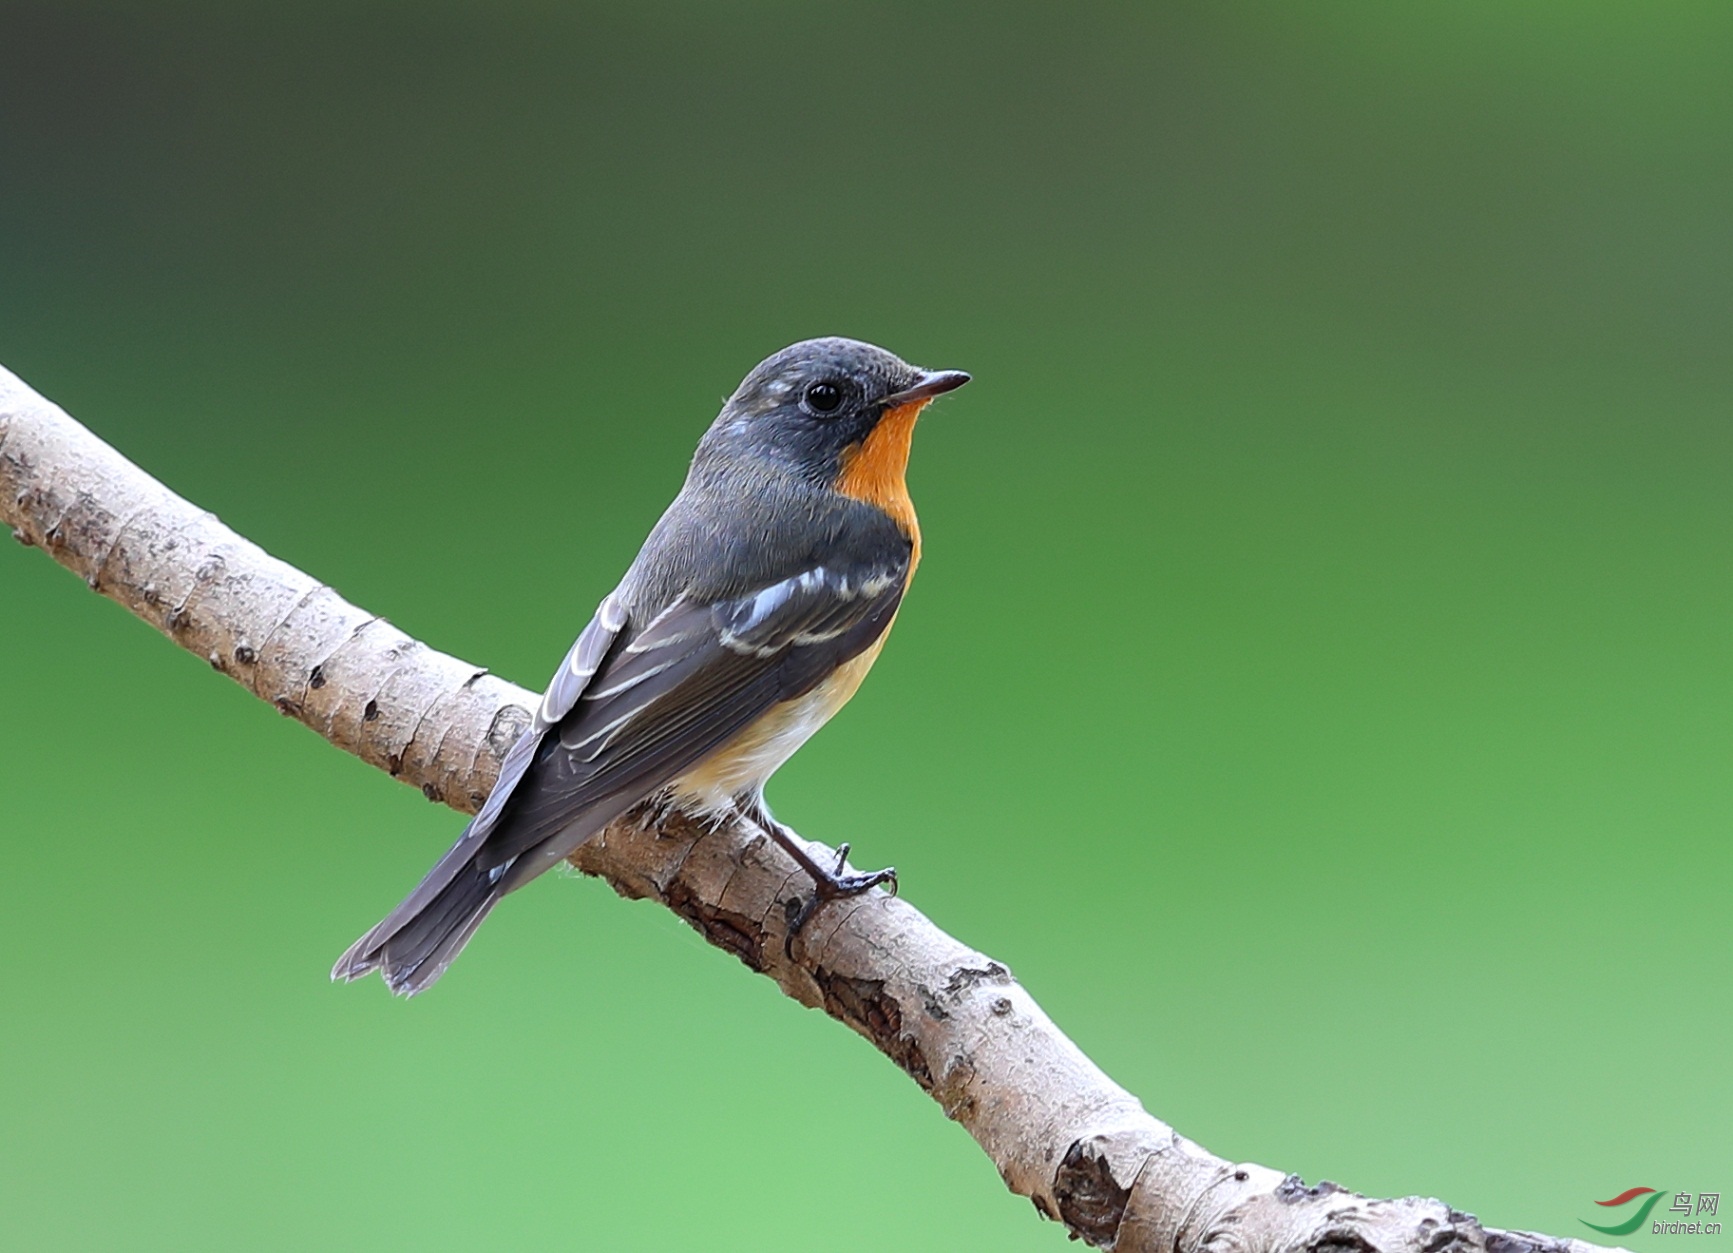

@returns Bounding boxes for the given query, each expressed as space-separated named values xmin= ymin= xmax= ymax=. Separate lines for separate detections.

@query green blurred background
xmin=2 ymin=3 xmax=1728 ymax=1249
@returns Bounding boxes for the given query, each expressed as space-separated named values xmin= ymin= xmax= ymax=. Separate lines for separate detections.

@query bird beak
xmin=883 ymin=369 xmax=971 ymax=408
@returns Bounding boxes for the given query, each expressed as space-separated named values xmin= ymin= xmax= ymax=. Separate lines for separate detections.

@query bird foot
xmin=784 ymin=850 xmax=897 ymax=939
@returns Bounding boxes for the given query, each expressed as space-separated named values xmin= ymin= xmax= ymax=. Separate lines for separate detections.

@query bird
xmin=333 ymin=337 xmax=969 ymax=994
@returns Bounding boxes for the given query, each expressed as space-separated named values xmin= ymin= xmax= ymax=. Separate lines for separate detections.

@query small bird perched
xmin=334 ymin=337 xmax=969 ymax=994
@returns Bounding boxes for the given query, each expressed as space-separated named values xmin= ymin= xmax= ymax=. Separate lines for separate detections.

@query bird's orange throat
xmin=836 ymin=399 xmax=926 ymax=572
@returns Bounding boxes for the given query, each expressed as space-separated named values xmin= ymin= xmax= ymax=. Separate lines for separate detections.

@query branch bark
xmin=0 ymin=362 xmax=1625 ymax=1253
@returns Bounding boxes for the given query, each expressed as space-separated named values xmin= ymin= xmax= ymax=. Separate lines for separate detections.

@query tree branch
xmin=0 ymin=362 xmax=1625 ymax=1253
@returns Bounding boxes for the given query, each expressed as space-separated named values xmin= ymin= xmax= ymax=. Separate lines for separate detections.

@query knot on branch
xmin=1056 ymin=1136 xmax=1134 ymax=1247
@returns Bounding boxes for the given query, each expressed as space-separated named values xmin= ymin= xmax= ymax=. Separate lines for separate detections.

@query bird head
xmin=701 ymin=337 xmax=970 ymax=486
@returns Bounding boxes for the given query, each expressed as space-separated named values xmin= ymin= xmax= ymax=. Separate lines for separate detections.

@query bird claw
xmin=749 ymin=815 xmax=898 ymax=952
xmin=818 ymin=865 xmax=896 ymax=901
xmin=783 ymin=859 xmax=897 ymax=951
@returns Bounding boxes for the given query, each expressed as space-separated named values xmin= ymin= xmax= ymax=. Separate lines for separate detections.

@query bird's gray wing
xmin=481 ymin=560 xmax=908 ymax=888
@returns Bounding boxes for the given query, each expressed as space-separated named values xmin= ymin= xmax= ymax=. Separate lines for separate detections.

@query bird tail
xmin=331 ymin=834 xmax=507 ymax=996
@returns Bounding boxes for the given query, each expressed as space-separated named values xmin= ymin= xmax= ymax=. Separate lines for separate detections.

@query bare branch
xmin=0 ymin=363 xmax=1626 ymax=1253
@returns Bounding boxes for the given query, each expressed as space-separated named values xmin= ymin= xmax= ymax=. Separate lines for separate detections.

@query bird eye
xmin=802 ymin=381 xmax=845 ymax=415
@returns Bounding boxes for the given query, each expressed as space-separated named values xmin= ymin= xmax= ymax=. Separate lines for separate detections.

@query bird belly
xmin=670 ymin=636 xmax=886 ymax=816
